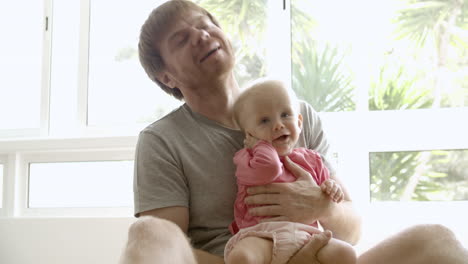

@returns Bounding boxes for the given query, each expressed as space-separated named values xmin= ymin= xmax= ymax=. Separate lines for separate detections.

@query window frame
xmin=0 ymin=0 xmax=52 ymax=138
xmin=0 ymin=155 xmax=6 ymax=216
xmin=0 ymin=137 xmax=136 ymax=217
xmin=0 ymin=0 xmax=467 ymax=223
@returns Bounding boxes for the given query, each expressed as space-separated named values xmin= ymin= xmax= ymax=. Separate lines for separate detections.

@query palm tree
xmin=195 ymin=0 xmax=268 ymax=86
xmin=290 ymin=2 xmax=355 ymax=112
xmin=372 ymin=0 xmax=468 ymax=201
xmin=196 ymin=0 xmax=354 ymax=112
xmin=292 ymin=42 xmax=355 ymax=112
xmin=394 ymin=0 xmax=467 ymax=108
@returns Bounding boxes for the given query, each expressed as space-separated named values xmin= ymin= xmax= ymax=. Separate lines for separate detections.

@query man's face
xmin=157 ymin=11 xmax=235 ymax=93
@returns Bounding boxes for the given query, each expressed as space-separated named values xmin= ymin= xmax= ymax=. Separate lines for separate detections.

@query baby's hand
xmin=244 ymin=133 xmax=259 ymax=149
xmin=320 ymin=179 xmax=344 ymax=203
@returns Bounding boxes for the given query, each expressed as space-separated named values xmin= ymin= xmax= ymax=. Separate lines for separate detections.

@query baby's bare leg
xmin=226 ymin=236 xmax=273 ymax=264
xmin=288 ymin=231 xmax=332 ymax=264
xmin=316 ymin=237 xmax=357 ymax=264
xmin=119 ymin=216 xmax=197 ymax=264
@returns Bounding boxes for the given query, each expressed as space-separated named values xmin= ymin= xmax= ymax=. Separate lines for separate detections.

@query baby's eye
xmin=260 ymin=118 xmax=269 ymax=124
xmin=281 ymin=112 xmax=290 ymax=118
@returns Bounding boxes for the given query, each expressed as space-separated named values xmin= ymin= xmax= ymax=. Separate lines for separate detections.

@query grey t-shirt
xmin=133 ymin=101 xmax=334 ymax=256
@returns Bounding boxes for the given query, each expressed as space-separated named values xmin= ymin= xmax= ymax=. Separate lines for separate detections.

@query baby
xmin=225 ymin=79 xmax=356 ymax=264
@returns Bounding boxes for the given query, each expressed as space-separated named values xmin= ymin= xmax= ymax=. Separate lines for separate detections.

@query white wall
xmin=0 ymin=217 xmax=136 ymax=264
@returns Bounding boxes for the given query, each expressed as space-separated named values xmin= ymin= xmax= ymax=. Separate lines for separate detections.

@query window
xmin=29 ymin=160 xmax=133 ymax=208
xmin=370 ymin=149 xmax=468 ymax=202
xmin=1 ymin=0 xmax=467 ymax=249
xmin=288 ymin=0 xmax=468 ymax=249
xmin=0 ymin=1 xmax=47 ymax=137
xmin=86 ymin=0 xmax=182 ymax=128
xmin=19 ymin=149 xmax=134 ymax=217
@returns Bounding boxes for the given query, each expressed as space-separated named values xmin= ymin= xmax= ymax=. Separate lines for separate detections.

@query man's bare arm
xmin=246 ymin=157 xmax=362 ymax=245
xmin=318 ymin=173 xmax=362 ymax=244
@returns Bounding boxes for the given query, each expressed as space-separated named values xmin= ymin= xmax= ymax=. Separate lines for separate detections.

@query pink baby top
xmin=229 ymin=140 xmax=330 ymax=234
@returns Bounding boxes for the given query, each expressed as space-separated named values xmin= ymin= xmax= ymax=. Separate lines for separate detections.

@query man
xmin=120 ymin=1 xmax=468 ymax=263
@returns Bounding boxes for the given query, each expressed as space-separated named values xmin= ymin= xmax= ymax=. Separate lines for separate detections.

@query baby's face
xmin=239 ymin=83 xmax=302 ymax=156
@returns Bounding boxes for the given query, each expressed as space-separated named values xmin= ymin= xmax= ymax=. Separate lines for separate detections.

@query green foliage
xmin=371 ymin=150 xmax=468 ymax=202
xmin=369 ymin=63 xmax=433 ymax=110
xmin=393 ymin=0 xmax=468 ymax=108
xmin=195 ymin=0 xmax=268 ymax=85
xmin=370 ymin=152 xmax=419 ymax=201
xmin=292 ymin=42 xmax=355 ymax=112
xmin=191 ymin=0 xmax=468 ymax=202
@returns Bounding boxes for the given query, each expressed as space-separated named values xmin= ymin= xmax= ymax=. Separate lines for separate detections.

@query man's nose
xmin=191 ymin=28 xmax=209 ymax=46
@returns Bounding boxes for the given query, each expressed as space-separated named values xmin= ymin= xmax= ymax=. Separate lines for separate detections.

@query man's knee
xmin=405 ymin=224 xmax=457 ymax=243
xmin=120 ymin=216 xmax=196 ymax=264
xmin=127 ymin=216 xmax=183 ymax=242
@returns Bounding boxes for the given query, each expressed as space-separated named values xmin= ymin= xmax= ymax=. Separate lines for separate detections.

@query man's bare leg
xmin=358 ymin=224 xmax=468 ymax=264
xmin=119 ymin=216 xmax=197 ymax=264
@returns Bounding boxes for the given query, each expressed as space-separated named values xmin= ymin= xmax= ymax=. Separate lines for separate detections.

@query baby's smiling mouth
xmin=273 ymin=135 xmax=289 ymax=143
xmin=200 ymin=47 xmax=220 ymax=63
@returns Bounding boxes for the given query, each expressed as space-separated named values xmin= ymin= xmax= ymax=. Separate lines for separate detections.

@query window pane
xmin=195 ymin=0 xmax=270 ymax=85
xmin=87 ymin=0 xmax=270 ymax=127
xmin=370 ymin=149 xmax=468 ymax=202
xmin=368 ymin=0 xmax=468 ymax=111
xmin=49 ymin=0 xmax=80 ymax=135
xmin=29 ymin=160 xmax=133 ymax=208
xmin=0 ymin=2 xmax=43 ymax=129
xmin=291 ymin=0 xmax=363 ymax=112
xmin=291 ymin=0 xmax=468 ymax=112
xmin=87 ymin=0 xmax=182 ymax=127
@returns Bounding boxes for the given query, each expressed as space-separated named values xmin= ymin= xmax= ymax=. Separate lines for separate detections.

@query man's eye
xmin=178 ymin=36 xmax=188 ymax=45
xmin=199 ymin=23 xmax=209 ymax=30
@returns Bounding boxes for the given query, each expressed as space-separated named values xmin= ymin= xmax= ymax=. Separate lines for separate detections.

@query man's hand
xmin=245 ymin=156 xmax=333 ymax=224
xmin=287 ymin=230 xmax=332 ymax=264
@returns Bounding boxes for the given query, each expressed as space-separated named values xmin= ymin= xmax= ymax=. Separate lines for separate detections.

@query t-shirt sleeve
xmin=300 ymin=101 xmax=337 ymax=177
xmin=133 ymin=130 xmax=189 ymax=217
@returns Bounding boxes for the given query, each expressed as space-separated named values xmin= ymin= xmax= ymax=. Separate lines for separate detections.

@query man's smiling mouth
xmin=200 ymin=47 xmax=220 ymax=63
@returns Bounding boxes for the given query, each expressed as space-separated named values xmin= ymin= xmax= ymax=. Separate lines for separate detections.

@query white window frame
xmin=323 ymin=108 xmax=468 ymax=201
xmin=323 ymin=108 xmax=468 ymax=249
xmin=0 ymin=0 xmax=52 ymax=138
xmin=1 ymin=0 xmax=467 ymax=226
xmin=0 ymin=155 xmax=6 ymax=216
xmin=0 ymin=137 xmax=137 ymax=217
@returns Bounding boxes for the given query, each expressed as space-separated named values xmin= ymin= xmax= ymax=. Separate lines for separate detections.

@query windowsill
xmin=0 ymin=135 xmax=138 ymax=152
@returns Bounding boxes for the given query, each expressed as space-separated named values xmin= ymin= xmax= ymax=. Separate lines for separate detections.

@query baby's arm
xmin=234 ymin=140 xmax=283 ymax=186
xmin=320 ymin=179 xmax=344 ymax=203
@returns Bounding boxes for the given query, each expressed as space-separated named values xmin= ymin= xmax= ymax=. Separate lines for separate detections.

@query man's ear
xmin=157 ymin=71 xmax=177 ymax=88
xmin=297 ymin=113 xmax=303 ymax=130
